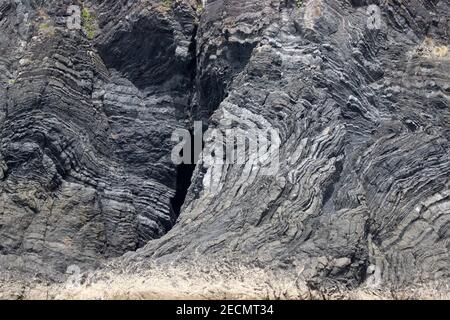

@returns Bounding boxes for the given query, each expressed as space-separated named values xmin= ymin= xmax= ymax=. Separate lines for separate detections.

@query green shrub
xmin=39 ymin=23 xmax=49 ymax=30
xmin=163 ymin=0 xmax=172 ymax=9
xmin=196 ymin=4 xmax=204 ymax=14
xmin=82 ymin=8 xmax=96 ymax=40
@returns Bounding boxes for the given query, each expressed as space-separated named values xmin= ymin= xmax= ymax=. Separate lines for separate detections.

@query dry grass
xmin=1 ymin=261 xmax=449 ymax=300
xmin=413 ymin=37 xmax=449 ymax=60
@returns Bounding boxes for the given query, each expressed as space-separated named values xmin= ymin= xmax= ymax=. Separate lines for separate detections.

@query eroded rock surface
xmin=0 ymin=0 xmax=449 ymax=291
xmin=0 ymin=0 xmax=197 ymax=276
xmin=127 ymin=0 xmax=450 ymax=289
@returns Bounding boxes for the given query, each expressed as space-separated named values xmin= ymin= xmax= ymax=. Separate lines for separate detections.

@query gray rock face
xmin=0 ymin=0 xmax=449 ymax=291
xmin=127 ymin=0 xmax=450 ymax=289
xmin=0 ymin=0 xmax=197 ymax=275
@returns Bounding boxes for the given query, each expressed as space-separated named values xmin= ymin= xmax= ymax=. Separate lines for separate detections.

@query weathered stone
xmin=0 ymin=0 xmax=449 ymax=293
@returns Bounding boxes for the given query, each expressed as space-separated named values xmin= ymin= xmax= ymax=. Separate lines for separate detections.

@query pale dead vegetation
xmin=1 ymin=261 xmax=449 ymax=300
xmin=413 ymin=37 xmax=449 ymax=60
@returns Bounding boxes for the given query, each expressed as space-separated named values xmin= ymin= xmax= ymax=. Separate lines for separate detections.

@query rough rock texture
xmin=126 ymin=0 xmax=450 ymax=289
xmin=0 ymin=0 xmax=197 ymax=276
xmin=0 ymin=0 xmax=449 ymax=292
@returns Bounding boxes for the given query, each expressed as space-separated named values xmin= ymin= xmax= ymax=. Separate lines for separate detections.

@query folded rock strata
xmin=0 ymin=0 xmax=197 ymax=276
xmin=0 ymin=0 xmax=449 ymax=290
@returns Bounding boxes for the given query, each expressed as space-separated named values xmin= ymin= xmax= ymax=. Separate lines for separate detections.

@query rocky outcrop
xmin=0 ymin=0 xmax=197 ymax=276
xmin=126 ymin=0 xmax=450 ymax=289
xmin=0 ymin=0 xmax=449 ymax=292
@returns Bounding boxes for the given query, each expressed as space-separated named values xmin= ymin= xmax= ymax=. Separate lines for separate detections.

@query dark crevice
xmin=170 ymin=129 xmax=197 ymax=219
xmin=171 ymin=163 xmax=196 ymax=219
xmin=169 ymin=17 xmax=200 ymax=221
xmin=167 ymin=11 xmax=256 ymax=224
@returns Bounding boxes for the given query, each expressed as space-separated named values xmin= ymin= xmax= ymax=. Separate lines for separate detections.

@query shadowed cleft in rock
xmin=0 ymin=0 xmax=449 ymax=294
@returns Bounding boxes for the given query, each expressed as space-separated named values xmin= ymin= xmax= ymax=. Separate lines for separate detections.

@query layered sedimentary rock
xmin=0 ymin=0 xmax=449 ymax=291
xmin=126 ymin=0 xmax=450 ymax=289
xmin=0 ymin=0 xmax=197 ymax=276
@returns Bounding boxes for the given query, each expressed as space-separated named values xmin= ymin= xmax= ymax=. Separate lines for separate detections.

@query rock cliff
xmin=0 ymin=0 xmax=449 ymax=293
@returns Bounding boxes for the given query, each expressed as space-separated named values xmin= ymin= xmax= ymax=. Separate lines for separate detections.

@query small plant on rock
xmin=163 ymin=0 xmax=172 ymax=9
xmin=197 ymin=3 xmax=204 ymax=14
xmin=82 ymin=8 xmax=96 ymax=40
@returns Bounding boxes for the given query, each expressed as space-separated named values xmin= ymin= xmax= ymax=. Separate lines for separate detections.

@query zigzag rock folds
xmin=0 ymin=0 xmax=449 ymax=290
